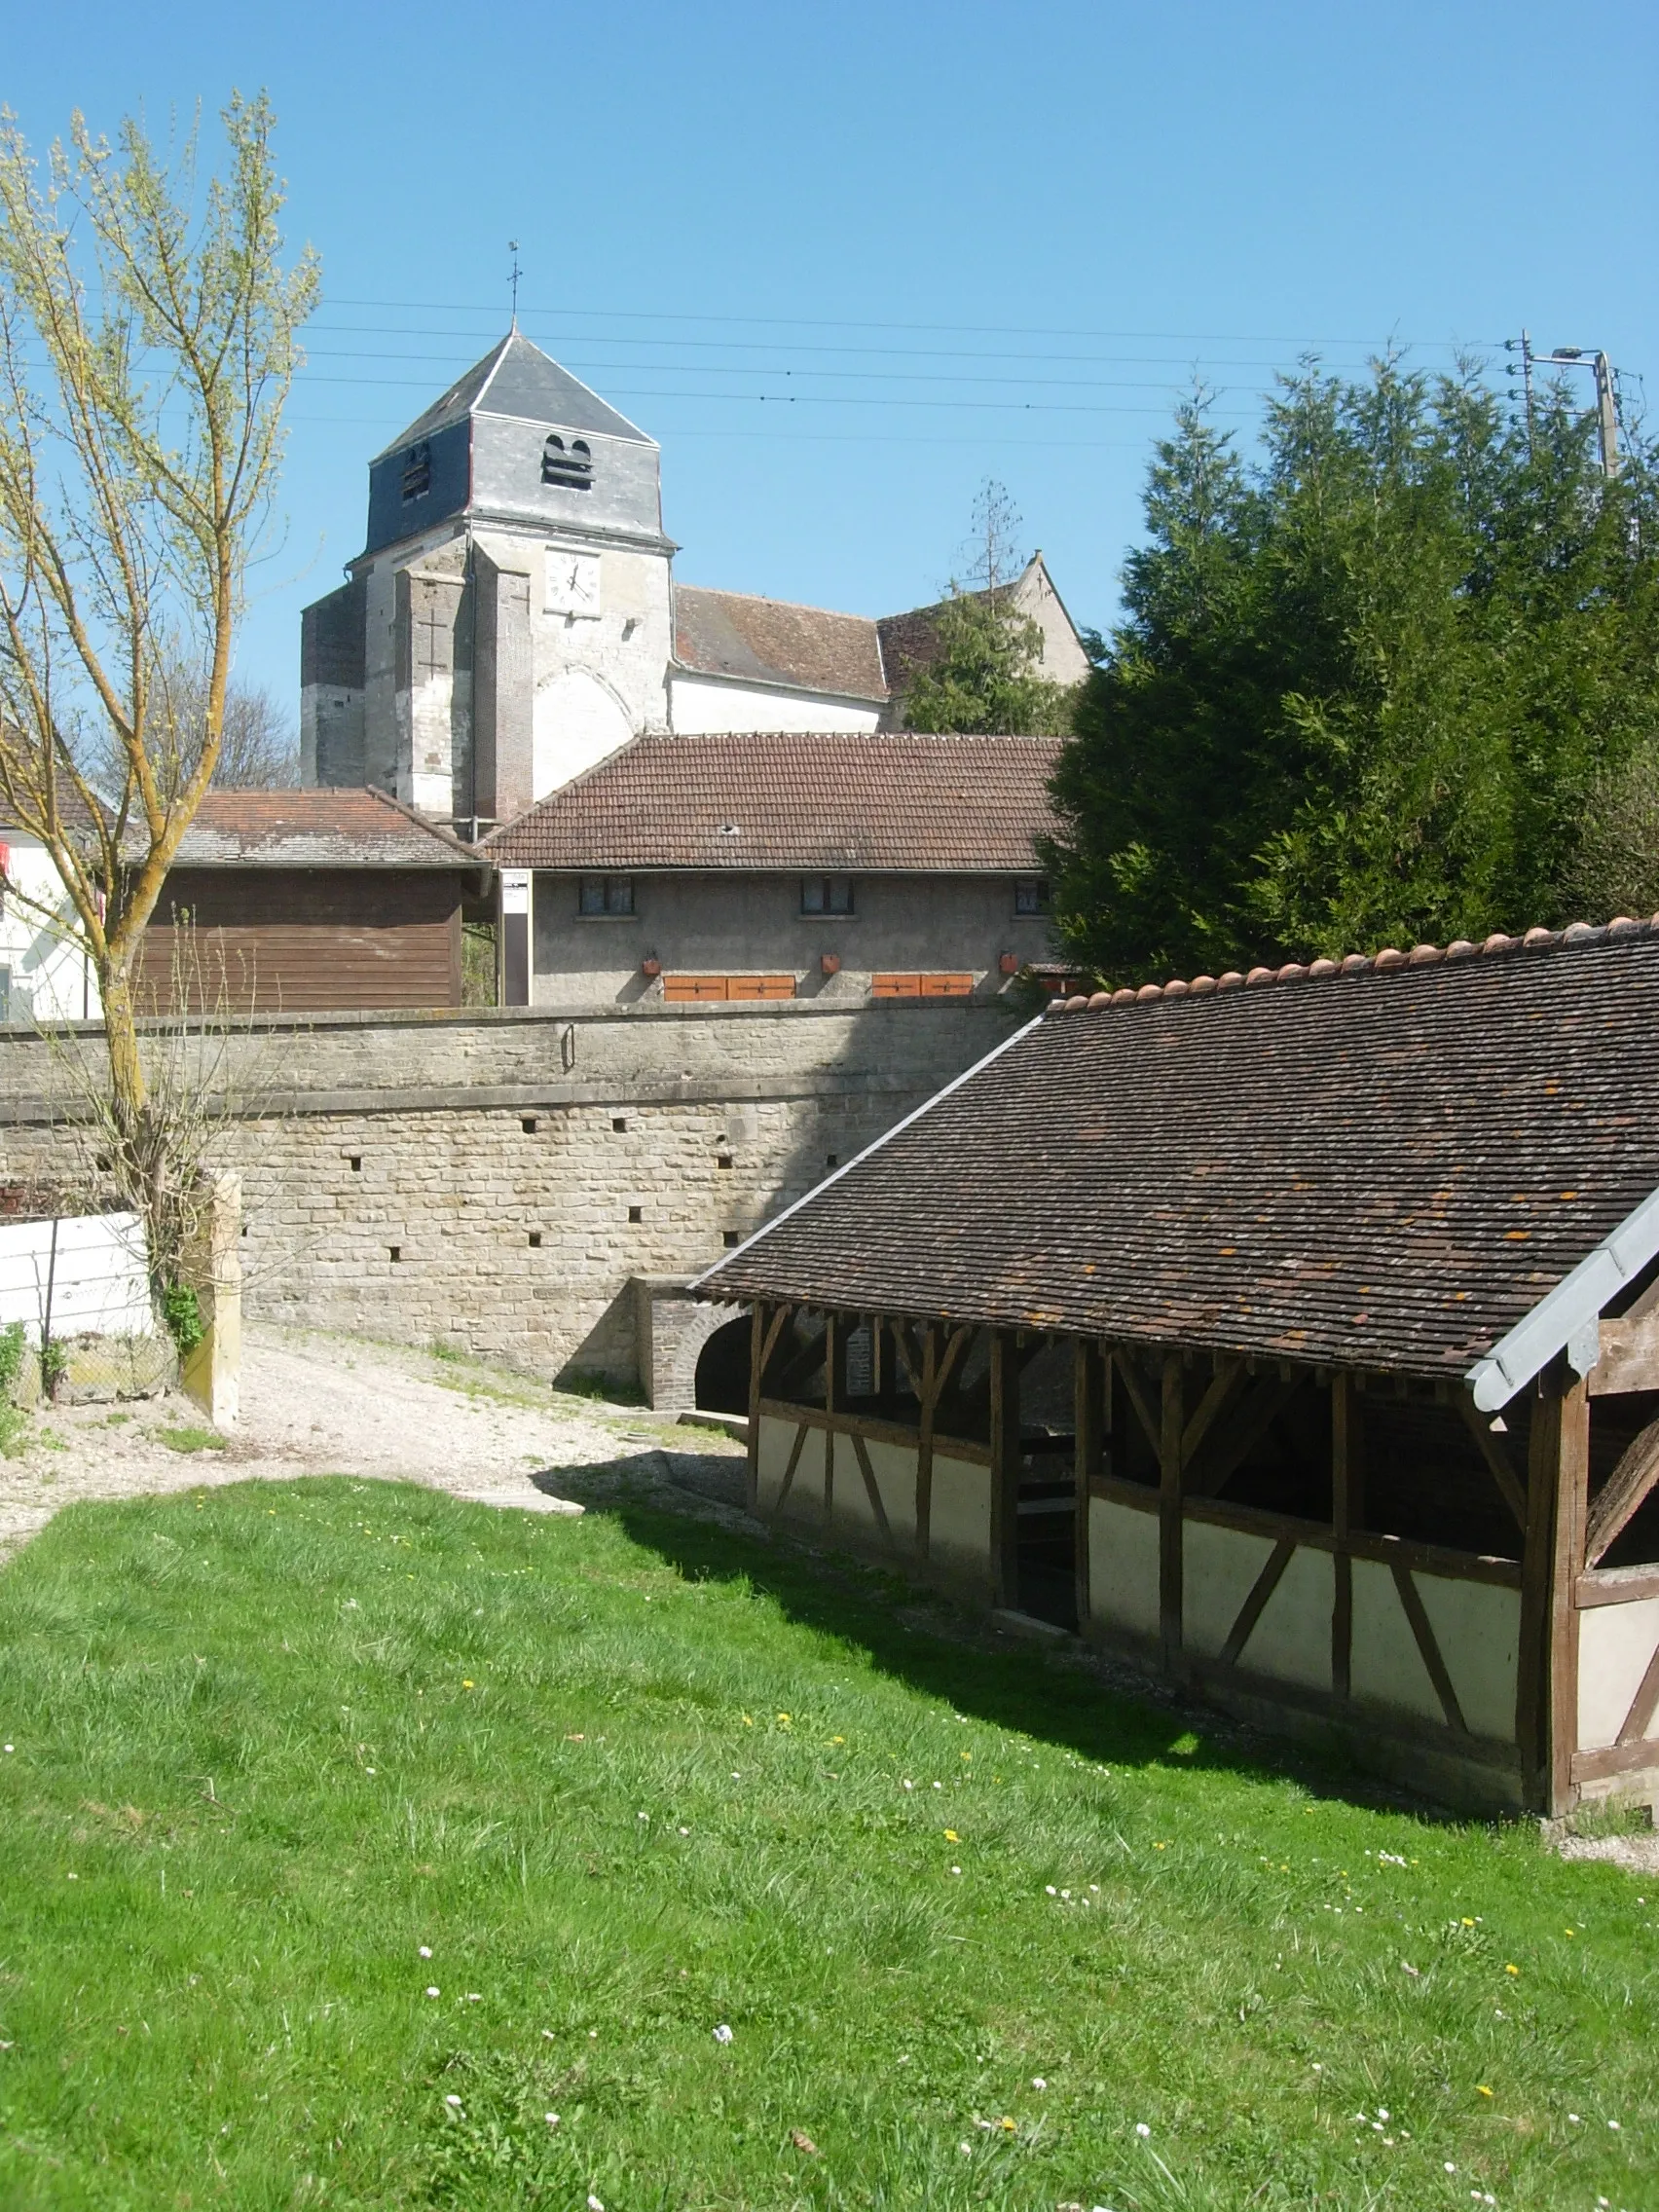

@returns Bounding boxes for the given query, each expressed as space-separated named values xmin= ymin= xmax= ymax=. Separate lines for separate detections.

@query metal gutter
xmin=1466 ymin=1182 xmax=1659 ymax=1410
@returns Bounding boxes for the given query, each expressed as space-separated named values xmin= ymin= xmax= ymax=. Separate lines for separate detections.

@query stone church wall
xmin=0 ymin=1000 xmax=1014 ymax=1392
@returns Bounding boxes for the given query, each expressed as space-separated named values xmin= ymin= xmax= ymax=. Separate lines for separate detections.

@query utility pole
xmin=1515 ymin=339 xmax=1623 ymax=478
xmin=1504 ymin=330 xmax=1535 ymax=457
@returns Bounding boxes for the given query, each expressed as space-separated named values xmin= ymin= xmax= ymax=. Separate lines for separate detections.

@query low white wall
xmin=1579 ymin=1597 xmax=1659 ymax=1751
xmin=1088 ymin=1493 xmax=1161 ymax=1643
xmin=830 ymin=1434 xmax=919 ymax=1549
xmin=1351 ymin=1559 xmax=1519 ymax=1742
xmin=929 ymin=1454 xmax=991 ymax=1588
xmin=0 ymin=1211 xmax=153 ymax=1343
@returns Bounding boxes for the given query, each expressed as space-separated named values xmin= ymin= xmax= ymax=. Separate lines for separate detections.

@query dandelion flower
xmin=714 ymin=2023 xmax=734 ymax=2044
xmin=1478 ymin=2085 xmax=1493 ymax=2097
xmin=462 ymin=1680 xmax=474 ymax=1689
xmin=944 ymin=1829 xmax=959 ymax=1842
xmin=830 ymin=1735 xmax=845 ymax=1746
xmin=999 ymin=2117 xmax=1015 ymax=2131
xmin=1504 ymin=1963 xmax=1519 ymax=1975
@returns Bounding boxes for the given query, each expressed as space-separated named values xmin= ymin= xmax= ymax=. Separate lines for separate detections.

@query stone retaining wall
xmin=0 ymin=1001 xmax=1014 ymax=1388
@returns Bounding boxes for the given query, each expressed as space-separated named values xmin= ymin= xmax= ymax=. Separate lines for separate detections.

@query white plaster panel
xmin=1578 ymin=1598 xmax=1659 ymax=1751
xmin=1351 ymin=1558 xmax=1443 ymax=1724
xmin=1182 ymin=1518 xmax=1274 ymax=1658
xmin=1088 ymin=1494 xmax=1161 ymax=1641
xmin=0 ymin=839 xmax=98 ymax=1020
xmin=670 ymin=673 xmax=883 ymax=735
xmin=533 ymin=669 xmax=633 ymax=797
xmin=848 ymin=1436 xmax=918 ymax=1544
xmin=930 ymin=1455 xmax=991 ymax=1581
xmin=756 ymin=1414 xmax=823 ymax=1520
xmin=1241 ymin=1544 xmax=1334 ymax=1693
xmin=773 ymin=1424 xmax=828 ymax=1527
xmin=1413 ymin=1574 xmax=1520 ymax=1743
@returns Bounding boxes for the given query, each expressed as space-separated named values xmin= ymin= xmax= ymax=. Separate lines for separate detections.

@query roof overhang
xmin=1466 ymin=1182 xmax=1659 ymax=1410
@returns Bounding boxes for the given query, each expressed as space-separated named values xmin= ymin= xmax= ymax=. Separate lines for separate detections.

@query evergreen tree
xmin=1044 ymin=364 xmax=1659 ymax=984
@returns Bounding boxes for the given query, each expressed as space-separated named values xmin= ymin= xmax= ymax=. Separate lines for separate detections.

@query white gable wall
xmin=670 ymin=673 xmax=882 ymax=735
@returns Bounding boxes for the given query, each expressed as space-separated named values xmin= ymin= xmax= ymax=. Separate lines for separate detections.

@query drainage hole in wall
xmin=528 ymin=1231 xmax=542 ymax=1248
xmin=628 ymin=1206 xmax=643 ymax=1224
xmin=611 ymin=1116 xmax=628 ymax=1132
xmin=722 ymin=1230 xmax=741 ymax=1248
xmin=388 ymin=1245 xmax=402 ymax=1263
xmin=717 ymin=1154 xmax=734 ymax=1170
xmin=522 ymin=1117 xmax=538 ymax=1134
xmin=825 ymin=1154 xmax=839 ymax=1168
xmin=349 ymin=1155 xmax=362 ymax=1171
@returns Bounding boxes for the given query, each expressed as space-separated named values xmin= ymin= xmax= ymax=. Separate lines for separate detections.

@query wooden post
xmin=990 ymin=1329 xmax=1021 ymax=1608
xmin=1331 ymin=1372 xmax=1354 ymax=1702
xmin=916 ymin=1322 xmax=939 ymax=1563
xmin=1159 ymin=1354 xmax=1185 ymax=1677
xmin=1519 ymin=1368 xmax=1587 ymax=1815
xmin=823 ymin=1314 xmax=837 ymax=1522
xmin=1553 ymin=1375 xmax=1589 ymax=1812
xmin=746 ymin=1301 xmax=766 ymax=1515
xmin=1074 ymin=1340 xmax=1105 ymax=1635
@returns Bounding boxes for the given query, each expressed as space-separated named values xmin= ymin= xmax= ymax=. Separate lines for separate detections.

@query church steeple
xmin=361 ymin=331 xmax=663 ymax=562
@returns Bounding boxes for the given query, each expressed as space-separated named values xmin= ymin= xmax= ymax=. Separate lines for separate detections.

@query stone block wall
xmin=0 ymin=1000 xmax=1014 ymax=1389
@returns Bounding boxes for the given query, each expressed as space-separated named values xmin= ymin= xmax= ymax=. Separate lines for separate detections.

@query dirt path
xmin=0 ymin=1325 xmax=750 ymax=1561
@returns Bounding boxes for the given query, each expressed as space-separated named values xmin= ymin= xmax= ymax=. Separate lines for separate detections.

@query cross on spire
xmin=508 ymin=240 xmax=522 ymax=330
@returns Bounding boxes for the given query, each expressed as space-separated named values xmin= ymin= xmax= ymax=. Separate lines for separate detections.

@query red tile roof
xmin=673 ymin=587 xmax=889 ymax=703
xmin=483 ymin=732 xmax=1059 ymax=872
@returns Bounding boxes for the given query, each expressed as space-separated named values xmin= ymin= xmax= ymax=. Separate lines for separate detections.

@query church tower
xmin=300 ymin=332 xmax=676 ymax=830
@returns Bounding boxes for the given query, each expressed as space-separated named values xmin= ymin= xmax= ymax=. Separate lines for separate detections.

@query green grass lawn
xmin=0 ymin=1477 xmax=1652 ymax=2211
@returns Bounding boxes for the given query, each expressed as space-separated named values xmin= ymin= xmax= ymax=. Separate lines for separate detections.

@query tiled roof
xmin=375 ymin=331 xmax=651 ymax=459
xmin=483 ymin=732 xmax=1060 ymax=871
xmin=673 ymin=586 xmax=888 ymax=703
xmin=700 ymin=920 xmax=1659 ymax=1382
xmin=163 ymin=788 xmax=480 ymax=869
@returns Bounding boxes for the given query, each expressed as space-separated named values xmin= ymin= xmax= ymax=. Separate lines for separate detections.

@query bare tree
xmin=0 ymin=92 xmax=315 ymax=1285
xmin=958 ymin=478 xmax=1027 ymax=595
xmin=79 ymin=673 xmax=300 ymax=794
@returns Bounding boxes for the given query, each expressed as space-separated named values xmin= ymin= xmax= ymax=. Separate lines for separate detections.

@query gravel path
xmin=0 ymin=1325 xmax=751 ymax=1562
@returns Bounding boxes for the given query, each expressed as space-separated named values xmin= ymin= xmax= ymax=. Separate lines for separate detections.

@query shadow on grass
xmin=539 ymin=1452 xmax=1400 ymax=1816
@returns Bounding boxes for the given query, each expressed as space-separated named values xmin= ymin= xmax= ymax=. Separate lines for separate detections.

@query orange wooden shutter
xmin=920 ymin=973 xmax=974 ymax=998
xmin=726 ymin=974 xmax=795 ymax=1001
xmin=871 ymin=973 xmax=921 ymax=998
xmin=663 ymin=975 xmax=730 ymax=1002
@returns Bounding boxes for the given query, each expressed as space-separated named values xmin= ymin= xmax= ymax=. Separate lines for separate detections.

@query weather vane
xmin=508 ymin=240 xmax=522 ymax=328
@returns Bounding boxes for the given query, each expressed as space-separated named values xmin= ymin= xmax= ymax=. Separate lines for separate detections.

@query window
xmin=401 ymin=443 xmax=430 ymax=500
xmin=1014 ymin=877 xmax=1050 ymax=916
xmin=542 ymin=433 xmax=593 ymax=490
xmin=801 ymin=875 xmax=855 ymax=915
xmin=578 ymin=875 xmax=634 ymax=916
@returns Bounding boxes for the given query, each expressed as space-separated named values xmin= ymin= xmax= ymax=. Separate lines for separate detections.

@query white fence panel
xmin=0 ymin=1213 xmax=154 ymax=1342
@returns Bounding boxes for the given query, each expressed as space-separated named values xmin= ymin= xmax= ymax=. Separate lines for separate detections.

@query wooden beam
xmin=1185 ymin=1376 xmax=1301 ymax=1500
xmin=1615 ymin=1636 xmax=1659 ymax=1748
xmin=1219 ymin=1536 xmax=1293 ymax=1669
xmin=1585 ymin=1414 xmax=1659 ymax=1567
xmin=1518 ymin=1382 xmax=1560 ymax=1809
xmin=990 ymin=1329 xmax=1021 ymax=1608
xmin=1160 ymin=1354 xmax=1185 ymax=1677
xmin=1571 ymin=1735 xmax=1659 ymax=1787
xmin=1590 ymin=1312 xmax=1659 ymax=1395
xmin=1074 ymin=1340 xmax=1105 ymax=1634
xmin=1553 ymin=1375 xmax=1589 ymax=1812
xmin=1181 ymin=1358 xmax=1245 ymax=1469
xmin=769 ymin=1421 xmax=809 ymax=1523
xmin=849 ymin=1428 xmax=900 ymax=1556
xmin=746 ymin=1304 xmax=765 ymax=1515
xmin=1332 ymin=1373 xmax=1355 ymax=1702
xmin=1456 ymin=1395 xmax=1530 ymax=1534
xmin=1391 ymin=1561 xmax=1468 ymax=1736
xmin=758 ymin=1302 xmax=793 ymax=1387
xmin=916 ymin=1323 xmax=938 ymax=1564
xmin=1116 ymin=1350 xmax=1161 ymax=1457
xmin=1578 ymin=1564 xmax=1659 ymax=1607
xmin=823 ymin=1315 xmax=837 ymax=1520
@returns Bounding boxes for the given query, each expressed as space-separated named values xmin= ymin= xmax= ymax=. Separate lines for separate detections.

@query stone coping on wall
xmin=0 ymin=996 xmax=1018 ymax=1038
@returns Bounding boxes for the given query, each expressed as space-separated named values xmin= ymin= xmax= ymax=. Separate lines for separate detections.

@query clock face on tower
xmin=545 ymin=551 xmax=601 ymax=617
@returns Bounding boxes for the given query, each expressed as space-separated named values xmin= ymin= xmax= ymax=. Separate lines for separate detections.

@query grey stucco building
xmin=299 ymin=333 xmax=1088 ymax=835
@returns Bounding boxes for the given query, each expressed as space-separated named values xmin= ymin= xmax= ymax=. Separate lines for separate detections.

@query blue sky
xmin=5 ymin=0 xmax=1656 ymax=712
